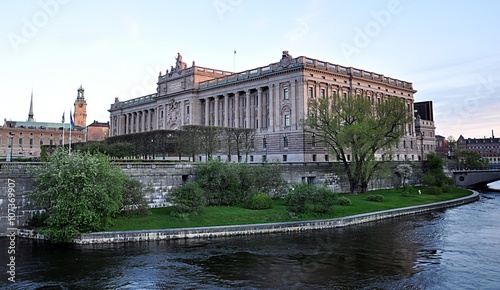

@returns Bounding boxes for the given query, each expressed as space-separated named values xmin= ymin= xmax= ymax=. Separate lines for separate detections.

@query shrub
xmin=285 ymin=183 xmax=312 ymax=214
xmin=367 ymin=195 xmax=384 ymax=202
xmin=170 ymin=182 xmax=206 ymax=215
xmin=285 ymin=183 xmax=337 ymax=214
xmin=427 ymin=186 xmax=442 ymax=195
xmin=335 ymin=196 xmax=352 ymax=206
xmin=441 ymin=184 xmax=451 ymax=193
xmin=244 ymin=192 xmax=273 ymax=210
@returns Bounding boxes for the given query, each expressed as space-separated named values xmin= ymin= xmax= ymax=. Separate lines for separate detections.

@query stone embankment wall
xmin=69 ymin=191 xmax=478 ymax=244
xmin=0 ymin=161 xmax=422 ymax=236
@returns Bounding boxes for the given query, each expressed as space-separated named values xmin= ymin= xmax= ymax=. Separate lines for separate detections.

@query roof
xmin=4 ymin=120 xmax=81 ymax=130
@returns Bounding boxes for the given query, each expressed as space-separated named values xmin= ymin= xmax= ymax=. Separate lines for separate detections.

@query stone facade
xmin=109 ymin=51 xmax=433 ymax=162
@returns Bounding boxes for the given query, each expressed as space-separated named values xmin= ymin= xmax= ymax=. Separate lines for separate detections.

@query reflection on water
xmin=2 ymin=189 xmax=500 ymax=289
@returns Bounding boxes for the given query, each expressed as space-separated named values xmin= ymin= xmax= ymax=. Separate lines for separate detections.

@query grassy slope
xmin=107 ymin=187 xmax=472 ymax=231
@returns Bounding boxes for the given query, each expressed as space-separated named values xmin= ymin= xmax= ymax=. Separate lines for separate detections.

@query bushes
xmin=194 ymin=159 xmax=287 ymax=206
xmin=367 ymin=195 xmax=384 ymax=202
xmin=427 ymin=186 xmax=442 ymax=195
xmin=335 ymin=196 xmax=352 ymax=206
xmin=285 ymin=183 xmax=337 ymax=214
xmin=244 ymin=192 xmax=273 ymax=210
xmin=170 ymin=182 xmax=206 ymax=215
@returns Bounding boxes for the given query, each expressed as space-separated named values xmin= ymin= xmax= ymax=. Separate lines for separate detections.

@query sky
xmin=1 ymin=0 xmax=499 ymax=139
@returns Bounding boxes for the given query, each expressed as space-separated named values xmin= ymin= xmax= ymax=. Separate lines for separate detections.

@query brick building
xmin=0 ymin=87 xmax=87 ymax=159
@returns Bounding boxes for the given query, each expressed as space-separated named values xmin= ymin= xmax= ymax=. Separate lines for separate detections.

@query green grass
xmin=107 ymin=187 xmax=472 ymax=231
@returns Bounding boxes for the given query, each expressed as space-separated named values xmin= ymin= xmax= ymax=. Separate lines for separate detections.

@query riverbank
xmin=61 ymin=190 xmax=478 ymax=244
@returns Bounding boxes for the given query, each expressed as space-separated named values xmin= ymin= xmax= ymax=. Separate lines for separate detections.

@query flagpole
xmin=69 ymin=110 xmax=73 ymax=154
xmin=233 ymin=50 xmax=236 ymax=73
xmin=62 ymin=111 xmax=65 ymax=148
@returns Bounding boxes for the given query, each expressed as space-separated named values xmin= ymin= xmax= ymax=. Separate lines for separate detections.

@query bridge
xmin=453 ymin=169 xmax=500 ymax=188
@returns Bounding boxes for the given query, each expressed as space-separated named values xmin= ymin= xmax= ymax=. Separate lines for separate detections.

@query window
xmin=311 ymin=135 xmax=316 ymax=148
xmin=320 ymin=89 xmax=325 ymax=98
xmin=325 ymin=154 xmax=329 ymax=162
xmin=186 ymin=105 xmax=190 ymax=114
xmin=284 ymin=114 xmax=290 ymax=127
xmin=283 ymin=88 xmax=289 ymax=100
xmin=262 ymin=155 xmax=267 ymax=162
xmin=250 ymin=155 xmax=254 ymax=162
xmin=40 ymin=140 xmax=43 ymax=145
xmin=50 ymin=140 xmax=54 ymax=146
xmin=283 ymin=155 xmax=288 ymax=162
xmin=59 ymin=140 xmax=62 ymax=146
xmin=284 ymin=136 xmax=289 ymax=148
xmin=263 ymin=137 xmax=267 ymax=149
xmin=332 ymin=91 xmax=336 ymax=97
xmin=410 ymin=141 xmax=413 ymax=149
xmin=343 ymin=92 xmax=347 ymax=100
xmin=312 ymin=154 xmax=317 ymax=161
xmin=308 ymin=87 xmax=314 ymax=98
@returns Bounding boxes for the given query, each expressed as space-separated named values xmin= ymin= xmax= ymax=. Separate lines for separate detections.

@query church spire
xmin=28 ymin=89 xmax=34 ymax=122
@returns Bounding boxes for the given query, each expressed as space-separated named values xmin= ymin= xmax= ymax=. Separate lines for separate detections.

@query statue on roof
xmin=174 ymin=52 xmax=187 ymax=71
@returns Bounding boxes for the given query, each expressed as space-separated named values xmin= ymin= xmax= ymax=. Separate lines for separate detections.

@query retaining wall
xmin=68 ymin=191 xmax=478 ymax=244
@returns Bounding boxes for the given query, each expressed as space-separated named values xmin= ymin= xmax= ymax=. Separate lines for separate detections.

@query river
xmin=2 ymin=182 xmax=500 ymax=289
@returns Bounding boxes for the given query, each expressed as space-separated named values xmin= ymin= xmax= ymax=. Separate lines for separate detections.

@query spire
xmin=28 ymin=89 xmax=34 ymax=122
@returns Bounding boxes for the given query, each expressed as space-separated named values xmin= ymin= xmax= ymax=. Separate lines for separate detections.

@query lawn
xmin=107 ymin=187 xmax=472 ymax=231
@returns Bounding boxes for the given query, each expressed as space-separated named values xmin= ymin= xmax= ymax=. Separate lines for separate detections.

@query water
xmin=2 ymin=186 xmax=500 ymax=289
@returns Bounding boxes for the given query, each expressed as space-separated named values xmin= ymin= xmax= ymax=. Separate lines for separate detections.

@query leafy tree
xmin=30 ymin=148 xmax=126 ymax=243
xmin=303 ymin=93 xmax=412 ymax=193
xmin=121 ymin=178 xmax=148 ymax=215
xmin=422 ymin=152 xmax=452 ymax=187
xmin=459 ymin=150 xmax=489 ymax=170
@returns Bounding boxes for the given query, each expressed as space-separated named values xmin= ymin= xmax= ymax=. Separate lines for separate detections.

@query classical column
xmin=141 ymin=111 xmax=146 ymax=132
xmin=223 ymin=94 xmax=229 ymax=127
xmin=245 ymin=89 xmax=251 ymax=128
xmin=269 ymin=85 xmax=274 ymax=128
xmin=235 ymin=92 xmax=240 ymax=128
xmin=214 ymin=96 xmax=219 ymax=126
xmin=257 ymin=88 xmax=263 ymax=129
xmin=275 ymin=84 xmax=281 ymax=128
xmin=204 ymin=98 xmax=209 ymax=126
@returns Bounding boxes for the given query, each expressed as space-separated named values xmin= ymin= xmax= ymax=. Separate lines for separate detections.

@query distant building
xmin=414 ymin=101 xmax=436 ymax=160
xmin=87 ymin=120 xmax=109 ymax=141
xmin=457 ymin=132 xmax=500 ymax=167
xmin=109 ymin=51 xmax=429 ymax=162
xmin=0 ymin=87 xmax=87 ymax=159
xmin=435 ymin=135 xmax=448 ymax=158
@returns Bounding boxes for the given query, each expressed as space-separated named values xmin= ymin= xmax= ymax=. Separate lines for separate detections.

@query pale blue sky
xmin=1 ymin=0 xmax=499 ymax=139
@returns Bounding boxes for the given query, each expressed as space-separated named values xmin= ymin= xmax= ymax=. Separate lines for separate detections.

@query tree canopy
xmin=30 ymin=149 xmax=127 ymax=242
xmin=302 ymin=93 xmax=413 ymax=193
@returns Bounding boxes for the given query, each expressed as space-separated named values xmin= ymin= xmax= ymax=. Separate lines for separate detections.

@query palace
xmin=0 ymin=86 xmax=87 ymax=159
xmin=109 ymin=51 xmax=435 ymax=162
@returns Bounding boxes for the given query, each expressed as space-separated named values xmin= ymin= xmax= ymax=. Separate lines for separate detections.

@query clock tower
xmin=74 ymin=85 xmax=87 ymax=127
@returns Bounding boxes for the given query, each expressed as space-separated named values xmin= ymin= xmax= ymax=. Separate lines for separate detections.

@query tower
xmin=74 ymin=85 xmax=87 ymax=127
xmin=28 ymin=90 xmax=34 ymax=122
